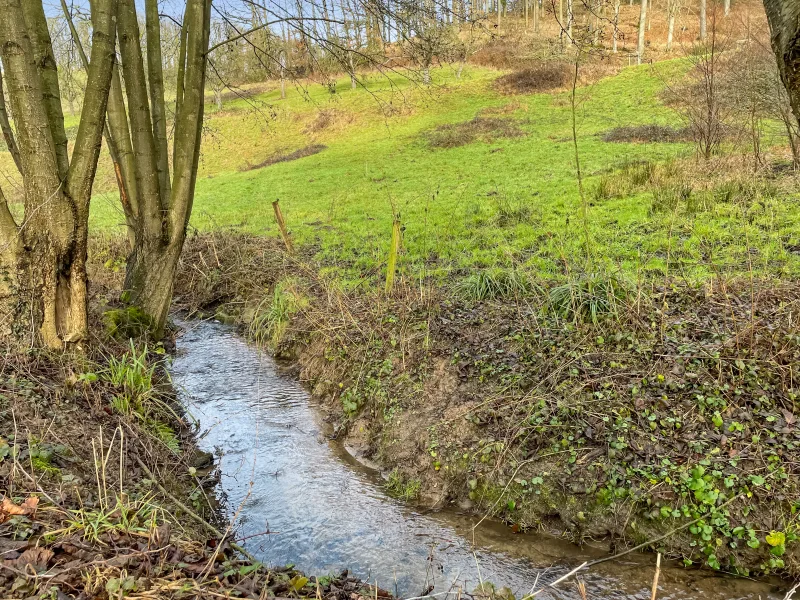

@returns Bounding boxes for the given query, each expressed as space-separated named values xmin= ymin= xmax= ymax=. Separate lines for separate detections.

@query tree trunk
xmin=667 ymin=7 xmax=675 ymax=50
xmin=0 ymin=71 xmax=22 ymax=174
xmin=724 ymin=0 xmax=730 ymax=15
xmin=637 ymin=0 xmax=648 ymax=62
xmin=0 ymin=0 xmax=116 ymax=348
xmin=113 ymin=0 xmax=211 ymax=337
xmin=567 ymin=0 xmax=573 ymax=38
xmin=613 ymin=0 xmax=621 ymax=52
xmin=699 ymin=0 xmax=707 ymax=41
xmin=763 ymin=0 xmax=800 ymax=128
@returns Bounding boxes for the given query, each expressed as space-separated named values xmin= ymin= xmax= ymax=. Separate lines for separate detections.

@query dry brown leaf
xmin=12 ymin=546 xmax=53 ymax=572
xmin=0 ymin=496 xmax=39 ymax=523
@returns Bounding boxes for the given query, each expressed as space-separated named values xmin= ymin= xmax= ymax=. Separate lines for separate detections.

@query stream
xmin=171 ymin=319 xmax=784 ymax=600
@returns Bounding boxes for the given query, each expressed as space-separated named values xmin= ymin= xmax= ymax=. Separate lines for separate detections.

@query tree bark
xmin=0 ymin=0 xmax=116 ymax=348
xmin=0 ymin=71 xmax=22 ymax=174
xmin=120 ymin=0 xmax=211 ymax=337
xmin=667 ymin=7 xmax=675 ymax=50
xmin=637 ymin=0 xmax=648 ymax=62
xmin=699 ymin=0 xmax=707 ymax=41
xmin=763 ymin=0 xmax=800 ymax=128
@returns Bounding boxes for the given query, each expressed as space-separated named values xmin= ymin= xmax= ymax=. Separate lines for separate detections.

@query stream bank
xmin=172 ymin=317 xmax=784 ymax=599
xmin=0 ymin=305 xmax=380 ymax=599
xmin=170 ymin=231 xmax=800 ymax=583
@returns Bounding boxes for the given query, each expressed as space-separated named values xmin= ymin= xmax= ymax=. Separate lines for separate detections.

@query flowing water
xmin=171 ymin=320 xmax=784 ymax=600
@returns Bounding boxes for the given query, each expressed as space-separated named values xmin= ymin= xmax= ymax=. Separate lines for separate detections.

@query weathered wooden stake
xmin=385 ymin=218 xmax=401 ymax=294
xmin=272 ymin=199 xmax=293 ymax=254
xmin=650 ymin=553 xmax=661 ymax=600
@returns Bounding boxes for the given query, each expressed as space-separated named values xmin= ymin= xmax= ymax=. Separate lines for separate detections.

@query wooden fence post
xmin=385 ymin=218 xmax=401 ymax=294
xmin=272 ymin=199 xmax=293 ymax=254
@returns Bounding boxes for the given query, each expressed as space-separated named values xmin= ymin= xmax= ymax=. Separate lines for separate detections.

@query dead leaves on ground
xmin=0 ymin=496 xmax=38 ymax=524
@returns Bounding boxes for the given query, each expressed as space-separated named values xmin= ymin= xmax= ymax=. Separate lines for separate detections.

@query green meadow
xmin=86 ymin=61 xmax=800 ymax=288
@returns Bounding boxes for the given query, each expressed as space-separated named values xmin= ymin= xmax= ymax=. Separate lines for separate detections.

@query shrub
xmin=494 ymin=63 xmax=572 ymax=95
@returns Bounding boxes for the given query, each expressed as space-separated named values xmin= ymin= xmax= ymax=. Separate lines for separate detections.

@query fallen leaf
xmin=12 ymin=547 xmax=53 ymax=572
xmin=0 ymin=496 xmax=39 ymax=523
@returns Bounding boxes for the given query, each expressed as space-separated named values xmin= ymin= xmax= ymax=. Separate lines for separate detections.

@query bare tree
xmin=637 ymin=0 xmax=648 ymax=62
xmin=699 ymin=0 xmax=707 ymax=40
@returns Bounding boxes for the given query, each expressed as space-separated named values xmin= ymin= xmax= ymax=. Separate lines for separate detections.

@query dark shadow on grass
xmin=423 ymin=117 xmax=526 ymax=149
xmin=240 ymin=144 xmax=328 ymax=171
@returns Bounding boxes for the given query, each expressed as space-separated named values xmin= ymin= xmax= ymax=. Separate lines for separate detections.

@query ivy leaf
xmin=766 ymin=531 xmax=786 ymax=547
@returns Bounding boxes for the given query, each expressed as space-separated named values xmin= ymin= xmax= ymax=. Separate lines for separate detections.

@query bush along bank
xmin=0 ymin=318 xmax=384 ymax=599
xmin=171 ymin=231 xmax=800 ymax=580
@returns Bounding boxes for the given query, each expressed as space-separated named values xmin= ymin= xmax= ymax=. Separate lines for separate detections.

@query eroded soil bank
xmin=170 ymin=231 xmax=800 ymax=582
xmin=172 ymin=317 xmax=785 ymax=599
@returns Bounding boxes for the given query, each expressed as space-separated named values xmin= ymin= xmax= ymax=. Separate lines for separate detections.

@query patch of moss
xmin=103 ymin=307 xmax=154 ymax=339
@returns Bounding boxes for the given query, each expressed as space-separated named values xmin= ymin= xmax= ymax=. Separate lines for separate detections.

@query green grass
xmin=58 ymin=61 xmax=800 ymax=286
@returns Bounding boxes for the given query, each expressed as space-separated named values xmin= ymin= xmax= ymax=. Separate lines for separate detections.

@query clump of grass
xmin=250 ymin=279 xmax=308 ymax=346
xmin=303 ymin=108 xmax=354 ymax=134
xmin=51 ymin=493 xmax=159 ymax=545
xmin=593 ymin=159 xmax=678 ymax=202
xmin=424 ymin=117 xmax=525 ymax=149
xmin=650 ymin=183 xmax=693 ymax=214
xmin=713 ymin=179 xmax=778 ymax=205
xmin=104 ymin=341 xmax=156 ymax=402
xmin=456 ymin=268 xmax=535 ymax=302
xmin=102 ymin=342 xmax=180 ymax=454
xmin=547 ymin=273 xmax=629 ymax=324
xmin=385 ymin=469 xmax=421 ymax=501
xmin=494 ymin=62 xmax=572 ymax=94
xmin=602 ymin=125 xmax=692 ymax=144
xmin=493 ymin=193 xmax=535 ymax=226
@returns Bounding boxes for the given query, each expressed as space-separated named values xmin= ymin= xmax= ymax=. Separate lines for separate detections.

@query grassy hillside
xmin=6 ymin=58 xmax=800 ymax=289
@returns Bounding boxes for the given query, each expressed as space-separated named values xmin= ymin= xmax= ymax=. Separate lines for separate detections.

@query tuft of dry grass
xmin=302 ymin=108 xmax=356 ymax=135
xmin=602 ymin=124 xmax=692 ymax=144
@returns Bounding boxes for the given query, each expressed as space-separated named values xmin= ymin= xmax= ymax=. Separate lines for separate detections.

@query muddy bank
xmin=170 ymin=231 xmax=800 ymax=581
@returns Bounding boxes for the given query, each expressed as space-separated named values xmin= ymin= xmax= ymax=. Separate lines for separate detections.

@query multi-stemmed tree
xmin=0 ymin=0 xmax=117 ymax=348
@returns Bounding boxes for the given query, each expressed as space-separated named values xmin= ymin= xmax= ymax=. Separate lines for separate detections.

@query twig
xmin=527 ymin=561 xmax=588 ymax=598
xmin=131 ymin=453 xmax=259 ymax=564
xmin=650 ymin=553 xmax=661 ymax=600
xmin=784 ymin=581 xmax=800 ymax=600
